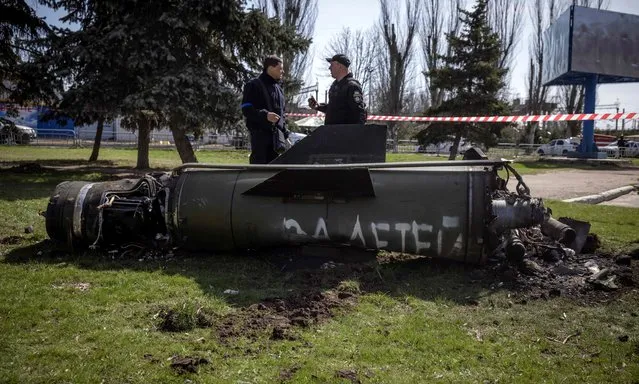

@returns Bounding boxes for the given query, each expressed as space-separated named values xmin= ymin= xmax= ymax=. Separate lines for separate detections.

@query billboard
xmin=542 ymin=6 xmax=639 ymax=85
xmin=541 ymin=9 xmax=571 ymax=86
xmin=571 ymin=6 xmax=639 ymax=79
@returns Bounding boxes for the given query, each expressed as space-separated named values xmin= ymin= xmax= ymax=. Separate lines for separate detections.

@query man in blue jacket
xmin=241 ymin=55 xmax=291 ymax=164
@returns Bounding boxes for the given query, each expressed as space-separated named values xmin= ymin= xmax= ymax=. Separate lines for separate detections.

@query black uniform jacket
xmin=317 ymin=73 xmax=367 ymax=125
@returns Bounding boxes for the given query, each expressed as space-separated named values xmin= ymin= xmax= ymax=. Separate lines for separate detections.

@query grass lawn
xmin=4 ymin=145 xmax=635 ymax=174
xmin=0 ymin=145 xmax=638 ymax=383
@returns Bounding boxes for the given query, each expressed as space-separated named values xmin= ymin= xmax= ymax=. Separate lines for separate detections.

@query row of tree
xmin=2 ymin=0 xmax=314 ymax=168
xmin=324 ymin=0 xmax=609 ymax=158
xmin=2 ymin=0 xmax=608 ymax=164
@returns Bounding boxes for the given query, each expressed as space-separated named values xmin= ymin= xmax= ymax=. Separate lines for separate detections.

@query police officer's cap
xmin=326 ymin=54 xmax=351 ymax=68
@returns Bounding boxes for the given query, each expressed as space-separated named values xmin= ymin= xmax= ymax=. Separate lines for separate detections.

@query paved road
xmin=517 ymin=168 xmax=639 ymax=207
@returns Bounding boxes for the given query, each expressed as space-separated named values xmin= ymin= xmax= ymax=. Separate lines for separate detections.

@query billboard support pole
xmin=582 ymin=74 xmax=597 ymax=154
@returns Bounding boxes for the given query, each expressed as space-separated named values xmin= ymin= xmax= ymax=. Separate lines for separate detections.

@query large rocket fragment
xmin=44 ymin=124 xmax=548 ymax=264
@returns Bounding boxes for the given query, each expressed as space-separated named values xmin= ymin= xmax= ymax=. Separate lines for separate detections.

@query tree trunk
xmin=387 ymin=122 xmax=399 ymax=153
xmin=88 ymin=116 xmax=105 ymax=162
xmin=136 ymin=115 xmax=151 ymax=169
xmin=449 ymin=132 xmax=462 ymax=160
xmin=528 ymin=122 xmax=538 ymax=145
xmin=171 ymin=125 xmax=198 ymax=163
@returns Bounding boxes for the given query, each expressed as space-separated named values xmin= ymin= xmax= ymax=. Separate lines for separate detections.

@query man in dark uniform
xmin=241 ymin=55 xmax=291 ymax=164
xmin=308 ymin=54 xmax=367 ymax=124
xmin=618 ymin=135 xmax=627 ymax=158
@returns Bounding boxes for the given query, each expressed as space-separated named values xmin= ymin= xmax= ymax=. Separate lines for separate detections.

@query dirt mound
xmin=215 ymin=290 xmax=357 ymax=342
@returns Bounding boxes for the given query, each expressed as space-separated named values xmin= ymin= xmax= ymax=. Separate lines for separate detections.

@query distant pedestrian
xmin=618 ymin=135 xmax=627 ymax=158
xmin=241 ymin=55 xmax=291 ymax=164
xmin=308 ymin=54 xmax=367 ymax=125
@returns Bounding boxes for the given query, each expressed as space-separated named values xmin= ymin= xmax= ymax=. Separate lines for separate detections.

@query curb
xmin=562 ymin=185 xmax=638 ymax=204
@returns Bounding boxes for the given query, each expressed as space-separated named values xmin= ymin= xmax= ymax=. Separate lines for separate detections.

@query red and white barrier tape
xmin=286 ymin=112 xmax=638 ymax=123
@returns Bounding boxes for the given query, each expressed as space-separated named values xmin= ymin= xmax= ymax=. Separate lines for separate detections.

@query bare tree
xmin=376 ymin=0 xmax=420 ymax=151
xmin=258 ymin=0 xmax=318 ymax=104
xmin=487 ymin=0 xmax=525 ymax=80
xmin=322 ymin=27 xmax=378 ymax=100
xmin=421 ymin=0 xmax=463 ymax=109
xmin=574 ymin=0 xmax=609 ymax=8
xmin=525 ymin=0 xmax=560 ymax=144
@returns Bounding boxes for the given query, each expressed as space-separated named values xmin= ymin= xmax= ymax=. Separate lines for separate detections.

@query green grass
xmin=1 ymin=147 xmax=638 ymax=383
xmin=545 ymin=200 xmax=639 ymax=251
xmin=0 ymin=145 xmax=250 ymax=169
xmin=1 ymin=145 xmax=615 ymax=176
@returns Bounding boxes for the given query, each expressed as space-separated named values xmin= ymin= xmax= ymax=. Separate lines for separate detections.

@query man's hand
xmin=308 ymin=96 xmax=318 ymax=110
xmin=266 ymin=112 xmax=280 ymax=123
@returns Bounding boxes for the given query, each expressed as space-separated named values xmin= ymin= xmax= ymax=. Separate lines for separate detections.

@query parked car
xmin=536 ymin=138 xmax=579 ymax=156
xmin=417 ymin=139 xmax=474 ymax=154
xmin=0 ymin=117 xmax=37 ymax=144
xmin=602 ymin=140 xmax=639 ymax=158
xmin=288 ymin=132 xmax=306 ymax=145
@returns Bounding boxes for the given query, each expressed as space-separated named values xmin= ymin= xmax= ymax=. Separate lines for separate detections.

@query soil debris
xmin=0 ymin=235 xmax=24 ymax=245
xmin=279 ymin=365 xmax=300 ymax=381
xmin=216 ymin=290 xmax=356 ymax=342
xmin=169 ymin=356 xmax=209 ymax=374
xmin=335 ymin=369 xmax=361 ymax=384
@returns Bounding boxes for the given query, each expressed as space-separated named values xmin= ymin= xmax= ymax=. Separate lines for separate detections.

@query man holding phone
xmin=309 ymin=54 xmax=367 ymax=125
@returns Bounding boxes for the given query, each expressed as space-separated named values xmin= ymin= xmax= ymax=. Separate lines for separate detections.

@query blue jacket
xmin=241 ymin=72 xmax=289 ymax=137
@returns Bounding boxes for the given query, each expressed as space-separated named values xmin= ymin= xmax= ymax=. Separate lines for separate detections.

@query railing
xmin=14 ymin=132 xmax=639 ymax=159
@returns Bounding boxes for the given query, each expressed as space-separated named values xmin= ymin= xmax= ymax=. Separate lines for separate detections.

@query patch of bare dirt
xmin=0 ymin=235 xmax=24 ymax=245
xmin=215 ymin=290 xmax=357 ymax=343
xmin=486 ymin=252 xmax=637 ymax=305
xmin=335 ymin=369 xmax=361 ymax=384
xmin=168 ymin=355 xmax=210 ymax=374
xmin=469 ymin=230 xmax=638 ymax=305
xmin=279 ymin=365 xmax=300 ymax=381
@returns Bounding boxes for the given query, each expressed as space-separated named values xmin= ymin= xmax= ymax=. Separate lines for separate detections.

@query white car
xmin=602 ymin=140 xmax=639 ymax=158
xmin=537 ymin=138 xmax=579 ymax=156
xmin=0 ymin=118 xmax=37 ymax=144
xmin=288 ymin=132 xmax=306 ymax=145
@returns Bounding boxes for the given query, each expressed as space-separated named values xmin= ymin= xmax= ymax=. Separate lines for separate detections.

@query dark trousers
xmin=248 ymin=127 xmax=278 ymax=164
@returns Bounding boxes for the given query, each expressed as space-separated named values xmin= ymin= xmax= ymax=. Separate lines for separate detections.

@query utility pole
xmin=365 ymin=66 xmax=374 ymax=112
xmin=615 ymin=98 xmax=620 ymax=132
